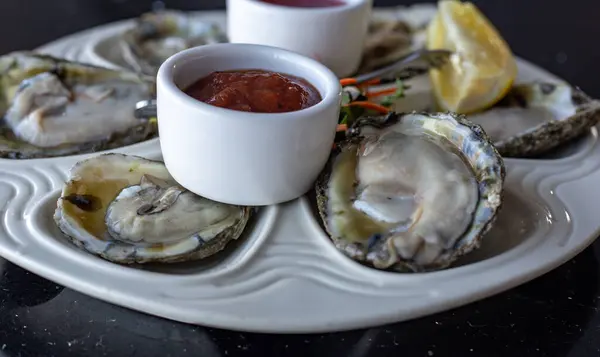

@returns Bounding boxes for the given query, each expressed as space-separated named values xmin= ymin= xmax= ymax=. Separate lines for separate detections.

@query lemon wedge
xmin=426 ymin=0 xmax=517 ymax=114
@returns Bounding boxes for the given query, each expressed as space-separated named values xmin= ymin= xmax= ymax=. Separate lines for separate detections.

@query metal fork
xmin=135 ymin=99 xmax=158 ymax=120
xmin=133 ymin=49 xmax=452 ymax=119
xmin=353 ymin=49 xmax=452 ymax=84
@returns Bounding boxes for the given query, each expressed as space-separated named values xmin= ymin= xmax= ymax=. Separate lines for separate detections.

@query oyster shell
xmin=54 ymin=153 xmax=252 ymax=264
xmin=391 ymin=82 xmax=600 ymax=157
xmin=120 ymin=10 xmax=227 ymax=76
xmin=315 ymin=112 xmax=505 ymax=272
xmin=0 ymin=52 xmax=157 ymax=159
xmin=467 ymin=82 xmax=600 ymax=157
xmin=357 ymin=4 xmax=437 ymax=75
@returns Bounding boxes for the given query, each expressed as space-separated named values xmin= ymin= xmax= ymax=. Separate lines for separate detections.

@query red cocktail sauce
xmin=183 ymin=69 xmax=322 ymax=113
xmin=259 ymin=0 xmax=345 ymax=7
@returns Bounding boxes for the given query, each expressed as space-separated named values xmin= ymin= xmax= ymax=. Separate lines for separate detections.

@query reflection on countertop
xmin=0 ymin=247 xmax=599 ymax=356
xmin=2 ymin=0 xmax=600 ymax=356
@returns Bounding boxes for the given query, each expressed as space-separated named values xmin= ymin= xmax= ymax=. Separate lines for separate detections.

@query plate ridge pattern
xmin=162 ymin=201 xmax=432 ymax=301
xmin=0 ymin=11 xmax=595 ymax=333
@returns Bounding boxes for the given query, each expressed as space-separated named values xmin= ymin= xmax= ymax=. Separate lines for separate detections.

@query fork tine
xmin=353 ymin=49 xmax=452 ymax=84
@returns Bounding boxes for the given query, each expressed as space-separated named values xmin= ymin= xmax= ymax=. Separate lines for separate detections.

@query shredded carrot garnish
xmin=336 ymin=124 xmax=348 ymax=132
xmin=339 ymin=78 xmax=381 ymax=87
xmin=366 ymin=88 xmax=397 ymax=98
xmin=339 ymin=78 xmax=357 ymax=86
xmin=363 ymin=78 xmax=381 ymax=86
xmin=357 ymin=80 xmax=382 ymax=93
xmin=345 ymin=101 xmax=390 ymax=114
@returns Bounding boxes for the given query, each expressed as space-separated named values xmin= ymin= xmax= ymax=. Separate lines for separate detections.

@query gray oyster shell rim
xmin=491 ymin=82 xmax=600 ymax=158
xmin=53 ymin=153 xmax=254 ymax=265
xmin=0 ymin=51 xmax=158 ymax=159
xmin=119 ymin=10 xmax=228 ymax=76
xmin=315 ymin=111 xmax=506 ymax=273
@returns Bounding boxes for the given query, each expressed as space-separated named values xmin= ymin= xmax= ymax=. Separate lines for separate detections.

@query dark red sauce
xmin=183 ymin=69 xmax=322 ymax=113
xmin=260 ymin=0 xmax=345 ymax=8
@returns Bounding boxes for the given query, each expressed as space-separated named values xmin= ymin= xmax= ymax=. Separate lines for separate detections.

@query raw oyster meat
xmin=316 ymin=112 xmax=505 ymax=272
xmin=467 ymin=82 xmax=600 ymax=157
xmin=120 ymin=10 xmax=227 ymax=75
xmin=357 ymin=4 xmax=437 ymax=74
xmin=390 ymin=82 xmax=600 ymax=157
xmin=0 ymin=52 xmax=156 ymax=159
xmin=54 ymin=154 xmax=252 ymax=264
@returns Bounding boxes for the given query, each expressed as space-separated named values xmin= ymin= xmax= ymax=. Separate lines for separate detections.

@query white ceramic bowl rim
xmin=230 ymin=0 xmax=368 ymax=14
xmin=157 ymin=43 xmax=342 ymax=122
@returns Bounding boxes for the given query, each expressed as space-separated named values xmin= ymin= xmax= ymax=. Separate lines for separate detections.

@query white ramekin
xmin=226 ymin=0 xmax=373 ymax=78
xmin=156 ymin=43 xmax=341 ymax=206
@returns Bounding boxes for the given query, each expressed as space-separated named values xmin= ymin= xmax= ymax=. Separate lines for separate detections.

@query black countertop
xmin=1 ymin=0 xmax=600 ymax=356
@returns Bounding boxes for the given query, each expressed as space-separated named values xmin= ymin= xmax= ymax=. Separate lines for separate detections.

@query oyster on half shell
xmin=54 ymin=154 xmax=252 ymax=264
xmin=391 ymin=82 xmax=600 ymax=157
xmin=467 ymin=82 xmax=600 ymax=157
xmin=120 ymin=10 xmax=228 ymax=76
xmin=0 ymin=52 xmax=156 ymax=159
xmin=316 ymin=112 xmax=505 ymax=272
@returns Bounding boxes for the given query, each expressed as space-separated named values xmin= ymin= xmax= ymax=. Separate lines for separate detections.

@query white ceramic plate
xmin=0 ymin=9 xmax=599 ymax=334
xmin=84 ymin=5 xmax=438 ymax=73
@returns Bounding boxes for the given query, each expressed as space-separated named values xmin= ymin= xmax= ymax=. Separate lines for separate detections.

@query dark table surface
xmin=1 ymin=0 xmax=600 ymax=356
